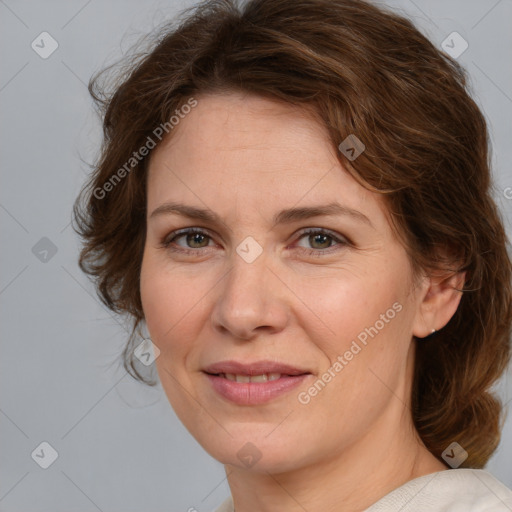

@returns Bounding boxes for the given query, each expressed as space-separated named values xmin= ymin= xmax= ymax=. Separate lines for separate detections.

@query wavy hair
xmin=73 ymin=0 xmax=512 ymax=468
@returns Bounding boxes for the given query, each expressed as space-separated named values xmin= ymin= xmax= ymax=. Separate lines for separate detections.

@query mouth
xmin=205 ymin=371 xmax=309 ymax=383
xmin=202 ymin=360 xmax=312 ymax=405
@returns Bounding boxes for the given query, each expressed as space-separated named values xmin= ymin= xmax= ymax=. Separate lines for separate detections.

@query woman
xmin=74 ymin=0 xmax=512 ymax=510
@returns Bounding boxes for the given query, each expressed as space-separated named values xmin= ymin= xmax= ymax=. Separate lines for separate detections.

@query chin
xmin=197 ymin=428 xmax=310 ymax=474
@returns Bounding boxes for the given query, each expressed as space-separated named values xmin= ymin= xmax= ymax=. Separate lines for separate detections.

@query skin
xmin=140 ymin=92 xmax=465 ymax=512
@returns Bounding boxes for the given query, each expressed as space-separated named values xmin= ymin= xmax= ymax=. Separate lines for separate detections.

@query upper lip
xmin=203 ymin=360 xmax=311 ymax=376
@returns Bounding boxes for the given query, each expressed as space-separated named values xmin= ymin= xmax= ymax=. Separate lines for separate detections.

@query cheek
xmin=139 ymin=253 xmax=215 ymax=363
xmin=297 ymin=279 xmax=410 ymax=429
xmin=301 ymin=270 xmax=403 ymax=354
xmin=140 ymin=254 xmax=186 ymax=348
xmin=302 ymin=277 xmax=412 ymax=420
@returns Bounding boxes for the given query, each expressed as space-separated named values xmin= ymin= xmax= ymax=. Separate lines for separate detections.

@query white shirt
xmin=212 ymin=469 xmax=512 ymax=511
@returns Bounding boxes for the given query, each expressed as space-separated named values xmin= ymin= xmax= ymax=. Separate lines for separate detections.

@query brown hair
xmin=74 ymin=0 xmax=512 ymax=468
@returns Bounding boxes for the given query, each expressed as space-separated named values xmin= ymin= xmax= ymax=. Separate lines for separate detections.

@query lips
xmin=202 ymin=360 xmax=312 ymax=405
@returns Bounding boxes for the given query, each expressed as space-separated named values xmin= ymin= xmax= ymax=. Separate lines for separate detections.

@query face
xmin=140 ymin=92 xmax=426 ymax=473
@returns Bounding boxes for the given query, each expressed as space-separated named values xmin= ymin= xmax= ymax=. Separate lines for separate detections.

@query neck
xmin=224 ymin=422 xmax=448 ymax=512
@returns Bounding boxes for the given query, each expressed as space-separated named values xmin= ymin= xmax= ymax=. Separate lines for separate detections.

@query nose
xmin=210 ymin=248 xmax=289 ymax=340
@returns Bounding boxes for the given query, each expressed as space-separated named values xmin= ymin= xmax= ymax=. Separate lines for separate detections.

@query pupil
xmin=188 ymin=233 xmax=206 ymax=247
xmin=311 ymin=234 xmax=330 ymax=249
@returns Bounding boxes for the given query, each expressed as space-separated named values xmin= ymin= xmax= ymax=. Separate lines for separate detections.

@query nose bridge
xmin=211 ymin=243 xmax=287 ymax=338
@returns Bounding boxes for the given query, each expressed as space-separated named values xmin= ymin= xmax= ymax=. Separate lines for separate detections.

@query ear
xmin=412 ymin=269 xmax=466 ymax=339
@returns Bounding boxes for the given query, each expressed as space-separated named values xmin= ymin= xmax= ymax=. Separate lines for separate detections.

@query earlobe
xmin=412 ymin=270 xmax=466 ymax=339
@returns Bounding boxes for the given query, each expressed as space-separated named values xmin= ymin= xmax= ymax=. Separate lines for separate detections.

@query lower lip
xmin=204 ymin=373 xmax=310 ymax=405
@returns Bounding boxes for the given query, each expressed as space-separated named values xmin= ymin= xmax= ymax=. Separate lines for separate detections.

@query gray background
xmin=1 ymin=0 xmax=511 ymax=511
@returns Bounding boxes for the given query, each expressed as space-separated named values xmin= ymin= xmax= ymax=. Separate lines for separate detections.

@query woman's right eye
xmin=161 ymin=228 xmax=215 ymax=254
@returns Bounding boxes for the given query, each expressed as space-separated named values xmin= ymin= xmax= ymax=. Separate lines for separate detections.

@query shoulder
xmin=365 ymin=469 xmax=512 ymax=512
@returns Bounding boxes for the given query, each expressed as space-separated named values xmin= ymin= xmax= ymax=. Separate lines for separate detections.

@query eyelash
xmin=160 ymin=227 xmax=350 ymax=257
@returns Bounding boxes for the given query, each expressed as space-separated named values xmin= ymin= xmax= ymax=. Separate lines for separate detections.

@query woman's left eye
xmin=294 ymin=229 xmax=348 ymax=255
xmin=160 ymin=227 xmax=348 ymax=256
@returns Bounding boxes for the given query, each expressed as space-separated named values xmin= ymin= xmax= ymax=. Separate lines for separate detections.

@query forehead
xmin=147 ymin=92 xmax=390 ymax=228
xmin=152 ymin=92 xmax=332 ymax=173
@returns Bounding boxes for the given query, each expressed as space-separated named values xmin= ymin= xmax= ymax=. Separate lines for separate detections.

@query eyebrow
xmin=149 ymin=201 xmax=373 ymax=228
